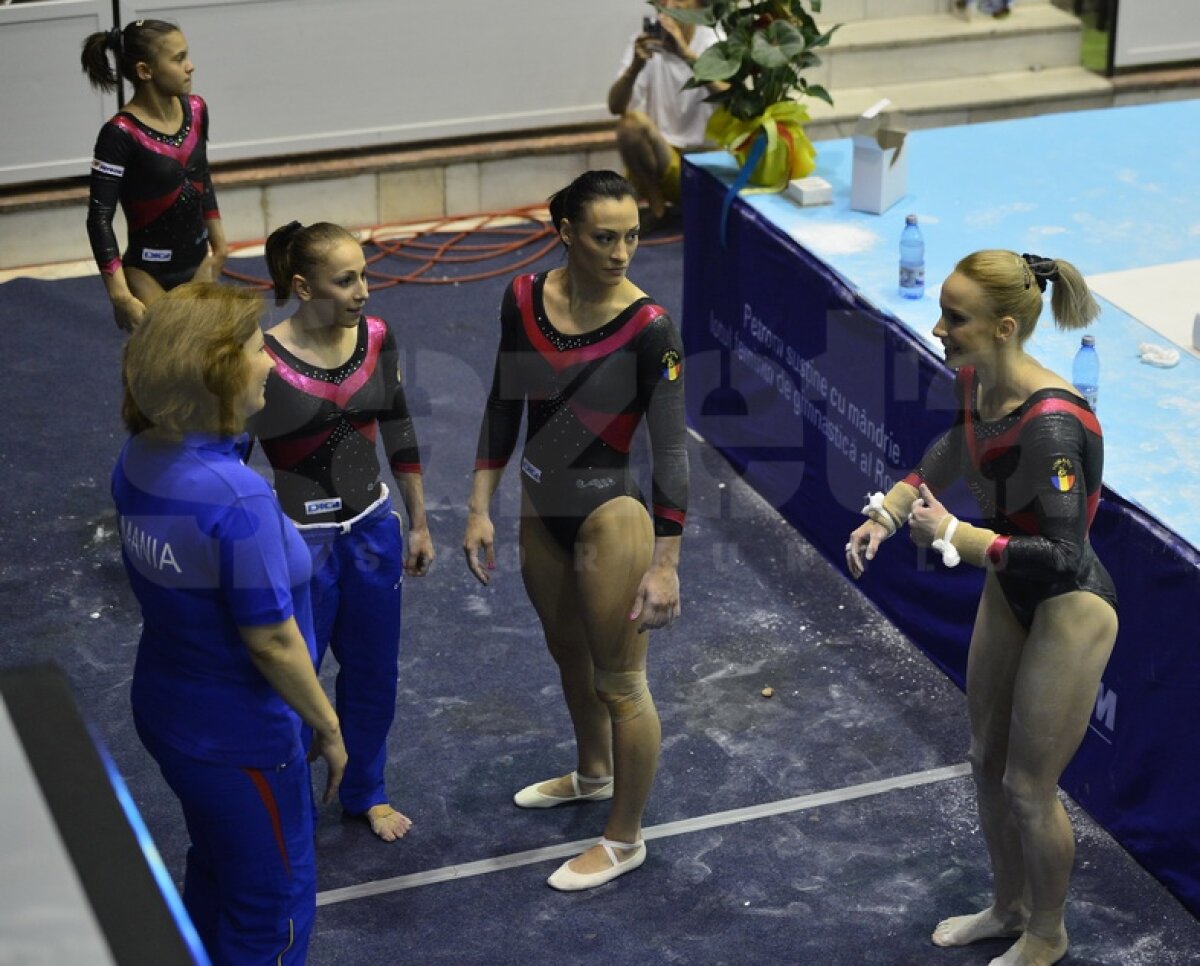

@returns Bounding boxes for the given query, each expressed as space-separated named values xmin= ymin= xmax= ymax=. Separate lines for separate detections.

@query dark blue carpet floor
xmin=1 ymin=234 xmax=1197 ymax=965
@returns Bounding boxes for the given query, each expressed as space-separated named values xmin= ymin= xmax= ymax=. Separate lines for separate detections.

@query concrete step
xmin=815 ymin=0 xmax=946 ymax=24
xmin=811 ymin=4 xmax=1082 ymax=90
xmin=803 ymin=64 xmax=1112 ymax=137
xmin=814 ymin=0 xmax=1053 ymax=25
xmin=0 ymin=128 xmax=621 ymax=271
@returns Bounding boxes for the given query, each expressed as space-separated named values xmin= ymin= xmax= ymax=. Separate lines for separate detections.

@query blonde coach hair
xmin=122 ymin=282 xmax=264 ymax=439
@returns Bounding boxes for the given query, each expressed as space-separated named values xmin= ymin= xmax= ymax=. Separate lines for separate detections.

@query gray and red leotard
xmin=86 ymin=93 xmax=218 ymax=288
xmin=476 ymin=272 xmax=688 ymax=551
xmin=908 ymin=365 xmax=1117 ymax=627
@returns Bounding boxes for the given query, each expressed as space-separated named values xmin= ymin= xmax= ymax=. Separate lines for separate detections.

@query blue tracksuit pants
xmin=297 ymin=489 xmax=404 ymax=814
xmin=137 ymin=721 xmax=315 ymax=966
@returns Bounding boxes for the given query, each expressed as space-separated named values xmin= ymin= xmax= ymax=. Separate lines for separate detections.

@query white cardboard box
xmin=785 ymin=176 xmax=833 ymax=207
xmin=850 ymin=98 xmax=909 ymax=215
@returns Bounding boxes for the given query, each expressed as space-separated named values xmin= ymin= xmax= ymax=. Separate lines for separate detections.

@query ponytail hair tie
xmin=106 ymin=26 xmax=123 ymax=52
xmin=1020 ymin=252 xmax=1059 ymax=293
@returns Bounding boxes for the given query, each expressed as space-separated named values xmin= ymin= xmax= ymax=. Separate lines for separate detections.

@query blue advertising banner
xmin=680 ymin=156 xmax=1200 ymax=917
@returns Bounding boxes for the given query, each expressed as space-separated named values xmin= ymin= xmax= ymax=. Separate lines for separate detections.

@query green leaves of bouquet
xmin=661 ymin=0 xmax=838 ymax=121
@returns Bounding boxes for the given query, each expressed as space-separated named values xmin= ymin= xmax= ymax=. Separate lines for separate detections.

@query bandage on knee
xmin=593 ymin=668 xmax=653 ymax=724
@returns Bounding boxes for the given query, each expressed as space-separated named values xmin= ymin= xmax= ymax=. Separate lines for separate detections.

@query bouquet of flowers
xmin=663 ymin=0 xmax=838 ymax=188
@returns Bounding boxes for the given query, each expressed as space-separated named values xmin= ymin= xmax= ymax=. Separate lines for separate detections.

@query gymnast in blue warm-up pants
xmin=250 ymin=220 xmax=435 ymax=842
xmin=293 ymin=494 xmax=405 ymax=813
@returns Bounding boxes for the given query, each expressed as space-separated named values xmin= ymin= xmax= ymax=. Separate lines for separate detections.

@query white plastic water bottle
xmin=899 ymin=214 xmax=924 ymax=299
xmin=1072 ymin=334 xmax=1099 ymax=411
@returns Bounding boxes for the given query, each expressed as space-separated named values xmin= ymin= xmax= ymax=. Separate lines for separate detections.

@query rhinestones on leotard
xmin=536 ymin=308 xmax=594 ymax=352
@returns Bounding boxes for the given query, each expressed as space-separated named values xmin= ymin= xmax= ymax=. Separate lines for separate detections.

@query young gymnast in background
xmin=82 ymin=20 xmax=226 ymax=330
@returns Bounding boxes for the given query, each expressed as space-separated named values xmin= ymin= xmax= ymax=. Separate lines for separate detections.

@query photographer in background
xmin=607 ymin=1 xmax=722 ymax=231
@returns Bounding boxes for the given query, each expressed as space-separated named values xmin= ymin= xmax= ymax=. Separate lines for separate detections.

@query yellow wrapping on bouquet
xmin=707 ymin=102 xmax=816 ymax=190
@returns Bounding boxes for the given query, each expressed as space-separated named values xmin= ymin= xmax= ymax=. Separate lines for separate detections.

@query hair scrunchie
xmin=1020 ymin=252 xmax=1059 ymax=293
xmin=106 ymin=26 xmax=123 ymax=52
xmin=281 ymin=220 xmax=304 ymax=245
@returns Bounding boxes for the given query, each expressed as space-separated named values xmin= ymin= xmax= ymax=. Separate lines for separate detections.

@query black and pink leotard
xmin=86 ymin=94 xmax=219 ymax=288
xmin=249 ymin=316 xmax=421 ymax=526
xmin=475 ymin=272 xmax=688 ymax=551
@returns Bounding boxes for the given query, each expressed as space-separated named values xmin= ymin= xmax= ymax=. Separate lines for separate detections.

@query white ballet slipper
xmin=547 ymin=838 xmax=646 ymax=891
xmin=513 ymin=771 xmax=613 ymax=809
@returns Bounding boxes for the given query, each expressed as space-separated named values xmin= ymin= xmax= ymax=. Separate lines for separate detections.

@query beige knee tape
xmin=593 ymin=668 xmax=653 ymax=724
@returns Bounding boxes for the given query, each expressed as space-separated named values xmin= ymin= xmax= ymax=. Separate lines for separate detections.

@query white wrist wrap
xmin=861 ymin=492 xmax=898 ymax=536
xmin=932 ymin=516 xmax=962 ymax=568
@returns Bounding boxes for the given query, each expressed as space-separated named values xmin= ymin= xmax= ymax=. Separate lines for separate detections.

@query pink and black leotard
xmin=475 ymin=272 xmax=688 ymax=552
xmin=249 ymin=315 xmax=420 ymax=816
xmin=908 ymin=365 xmax=1117 ymax=628
xmin=249 ymin=316 xmax=420 ymax=525
xmin=86 ymin=94 xmax=218 ymax=289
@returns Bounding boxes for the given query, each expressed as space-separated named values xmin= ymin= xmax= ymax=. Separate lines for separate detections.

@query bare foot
xmin=563 ymin=840 xmax=641 ymax=876
xmin=364 ymin=804 xmax=412 ymax=843
xmin=932 ymin=907 xmax=1025 ymax=947
xmin=988 ymin=930 xmax=1069 ymax=966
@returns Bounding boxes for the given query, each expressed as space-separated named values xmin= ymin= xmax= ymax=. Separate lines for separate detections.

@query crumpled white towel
xmin=1138 ymin=342 xmax=1180 ymax=368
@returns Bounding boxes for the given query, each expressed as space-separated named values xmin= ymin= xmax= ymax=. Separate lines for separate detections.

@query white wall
xmin=8 ymin=0 xmax=1200 ymax=189
xmin=0 ymin=1 xmax=116 ymax=185
xmin=0 ymin=0 xmax=643 ymax=187
xmin=1113 ymin=0 xmax=1200 ymax=69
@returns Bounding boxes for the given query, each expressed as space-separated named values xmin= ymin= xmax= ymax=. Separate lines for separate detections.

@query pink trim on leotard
xmin=110 ymin=96 xmax=203 ymax=167
xmin=266 ymin=317 xmax=387 ymax=407
xmin=654 ymin=505 xmax=686 ymax=528
xmin=512 ymin=274 xmax=665 ymax=376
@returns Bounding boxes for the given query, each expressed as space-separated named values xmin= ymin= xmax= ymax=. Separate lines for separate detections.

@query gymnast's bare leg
xmin=933 ymin=577 xmax=1117 ymax=966
xmin=520 ymin=496 xmax=658 ymax=875
xmin=124 ymin=265 xmax=166 ymax=309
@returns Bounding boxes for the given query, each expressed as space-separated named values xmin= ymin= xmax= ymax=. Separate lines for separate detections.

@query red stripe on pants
xmin=243 ymin=768 xmax=292 ymax=878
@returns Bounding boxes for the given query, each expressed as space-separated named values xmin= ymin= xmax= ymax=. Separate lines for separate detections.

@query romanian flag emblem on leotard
xmin=661 ymin=349 xmax=682 ymax=381
xmin=1050 ymin=457 xmax=1076 ymax=492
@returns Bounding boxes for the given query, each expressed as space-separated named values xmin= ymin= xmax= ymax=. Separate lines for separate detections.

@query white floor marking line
xmin=316 ymin=761 xmax=970 ymax=907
